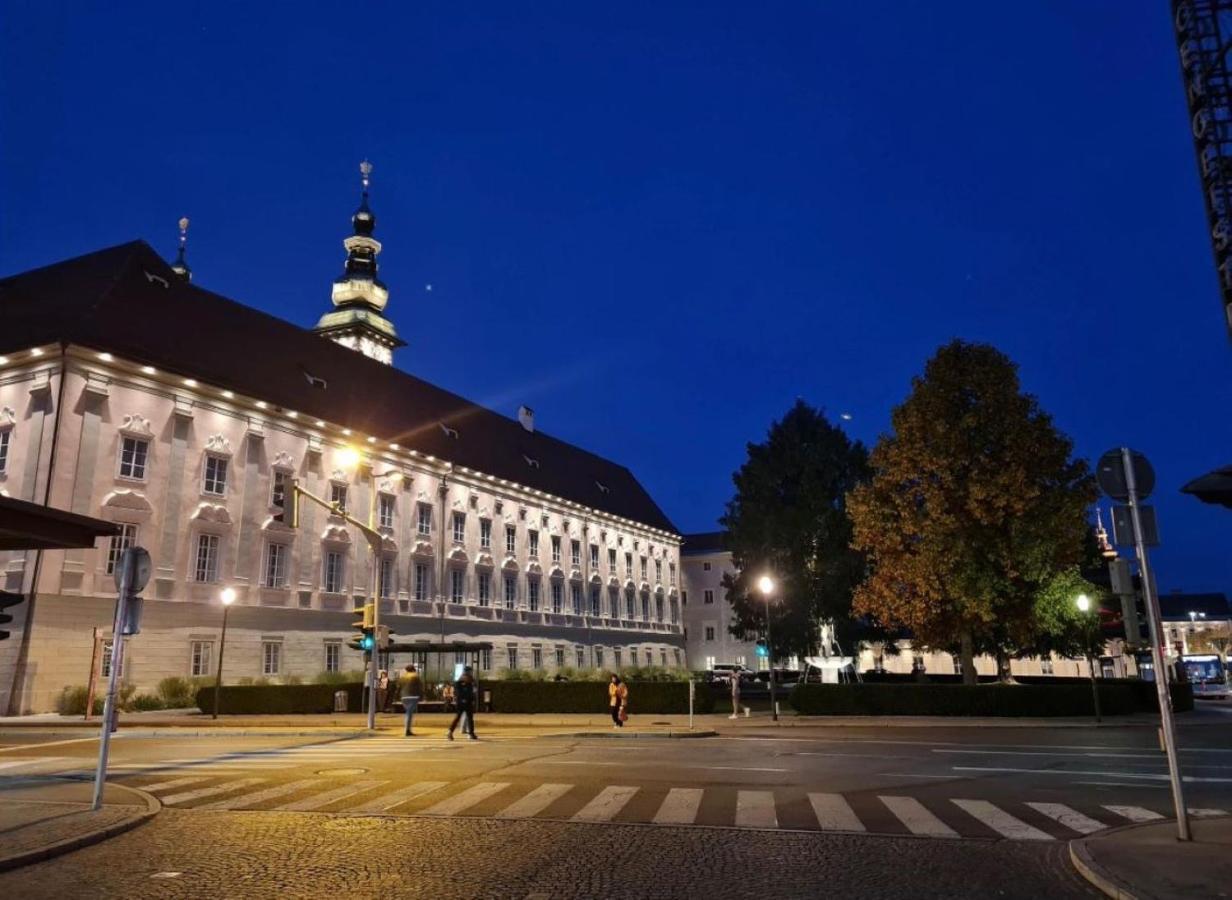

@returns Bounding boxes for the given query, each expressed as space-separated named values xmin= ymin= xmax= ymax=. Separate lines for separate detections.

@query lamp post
xmin=212 ymin=587 xmax=237 ymax=720
xmin=758 ymin=575 xmax=777 ymax=722
xmin=1076 ymin=594 xmax=1101 ymax=723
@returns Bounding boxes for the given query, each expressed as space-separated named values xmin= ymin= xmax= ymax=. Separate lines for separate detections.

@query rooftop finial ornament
xmin=171 ymin=216 xmax=192 ymax=283
xmin=360 ymin=159 xmax=373 ymax=195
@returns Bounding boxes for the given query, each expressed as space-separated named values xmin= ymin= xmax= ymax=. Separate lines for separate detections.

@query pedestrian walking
xmin=398 ymin=664 xmax=422 ymax=736
xmin=447 ymin=666 xmax=478 ymax=741
xmin=729 ymin=670 xmax=741 ymax=719
xmin=609 ymin=674 xmax=628 ymax=728
xmin=376 ymin=669 xmax=390 ymax=713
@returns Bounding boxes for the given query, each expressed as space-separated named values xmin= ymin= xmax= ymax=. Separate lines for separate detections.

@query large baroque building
xmin=0 ymin=170 xmax=684 ymax=713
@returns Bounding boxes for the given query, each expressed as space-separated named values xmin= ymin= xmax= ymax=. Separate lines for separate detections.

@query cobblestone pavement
xmin=0 ymin=809 xmax=1099 ymax=899
xmin=0 ymin=802 xmax=135 ymax=857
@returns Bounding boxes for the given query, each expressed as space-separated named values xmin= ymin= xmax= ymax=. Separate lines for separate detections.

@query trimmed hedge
xmin=855 ymin=673 xmax=1194 ymax=714
xmin=483 ymin=680 xmax=713 ymax=715
xmin=788 ymin=682 xmax=1144 ymax=717
xmin=195 ymin=682 xmax=367 ymax=715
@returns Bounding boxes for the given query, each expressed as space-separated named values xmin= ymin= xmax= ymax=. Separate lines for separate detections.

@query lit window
xmin=551 ymin=582 xmax=563 ymax=614
xmin=450 ymin=568 xmax=464 ymax=603
xmin=323 ymin=550 xmax=345 ymax=593
xmin=106 ymin=523 xmax=138 ymax=575
xmin=194 ymin=534 xmax=220 ymax=583
xmin=378 ymin=494 xmax=395 ymax=529
xmin=480 ymin=519 xmax=492 ymax=549
xmin=505 ymin=525 xmax=516 ymax=556
xmin=324 ymin=641 xmax=341 ymax=673
xmin=262 ymin=640 xmax=282 ymax=676
xmin=414 ymin=563 xmax=429 ymax=601
xmin=118 ymin=436 xmax=149 ymax=480
xmin=504 ymin=576 xmax=516 ymax=609
xmin=264 ymin=542 xmax=287 ymax=588
xmin=330 ymin=483 xmax=348 ymax=514
xmin=452 ymin=512 xmax=465 ymax=543
xmin=190 ymin=641 xmax=213 ymax=677
xmin=527 ymin=578 xmax=540 ymax=611
xmin=417 ymin=504 xmax=432 ymax=536
xmin=477 ymin=572 xmax=491 ymax=607
xmin=203 ymin=455 xmax=228 ymax=496
xmin=0 ymin=429 xmax=10 ymax=474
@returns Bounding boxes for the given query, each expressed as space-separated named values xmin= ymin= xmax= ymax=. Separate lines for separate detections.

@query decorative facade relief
xmin=191 ymin=502 xmax=233 ymax=526
xmin=0 ymin=407 xmax=15 ymax=428
xmin=204 ymin=433 xmax=232 ymax=455
xmin=119 ymin=413 xmax=154 ymax=437
xmin=271 ymin=450 xmax=295 ymax=470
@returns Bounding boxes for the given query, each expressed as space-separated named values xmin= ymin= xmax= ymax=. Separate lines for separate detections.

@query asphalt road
xmin=2 ymin=712 xmax=1229 ymax=897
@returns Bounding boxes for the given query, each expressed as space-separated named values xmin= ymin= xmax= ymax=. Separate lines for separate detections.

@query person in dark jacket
xmin=447 ymin=667 xmax=478 ymax=740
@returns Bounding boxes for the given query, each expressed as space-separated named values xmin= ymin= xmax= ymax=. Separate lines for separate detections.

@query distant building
xmin=1157 ymin=591 xmax=1231 ymax=657
xmin=680 ymin=532 xmax=759 ymax=670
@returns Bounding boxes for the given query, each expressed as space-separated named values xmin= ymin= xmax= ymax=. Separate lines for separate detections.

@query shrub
xmin=57 ymin=683 xmax=136 ymax=715
xmin=196 ymin=682 xmax=365 ymax=715
xmin=130 ymin=694 xmax=165 ymax=711
xmin=788 ymin=682 xmax=1142 ymax=717
xmin=156 ymin=676 xmax=210 ymax=708
xmin=313 ymin=669 xmax=366 ymax=685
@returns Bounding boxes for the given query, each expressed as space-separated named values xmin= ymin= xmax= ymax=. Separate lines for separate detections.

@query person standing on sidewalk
xmin=376 ymin=669 xmax=390 ymax=713
xmin=447 ymin=666 xmax=478 ymax=740
xmin=729 ymin=671 xmax=742 ymax=719
xmin=398 ymin=664 xmax=422 ymax=737
xmin=609 ymin=674 xmax=628 ymax=728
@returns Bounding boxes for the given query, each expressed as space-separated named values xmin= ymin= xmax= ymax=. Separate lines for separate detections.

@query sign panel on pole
xmin=1097 ymin=450 xmax=1155 ymax=501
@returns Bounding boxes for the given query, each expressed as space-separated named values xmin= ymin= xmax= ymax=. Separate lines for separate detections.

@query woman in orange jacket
xmin=608 ymin=674 xmax=628 ymax=728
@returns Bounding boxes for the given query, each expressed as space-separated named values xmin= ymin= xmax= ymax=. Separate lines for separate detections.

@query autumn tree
xmin=720 ymin=400 xmax=869 ymax=660
xmin=848 ymin=340 xmax=1095 ymax=684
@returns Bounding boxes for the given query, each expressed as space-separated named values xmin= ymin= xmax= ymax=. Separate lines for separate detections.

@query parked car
xmin=709 ymin=664 xmax=747 ymax=684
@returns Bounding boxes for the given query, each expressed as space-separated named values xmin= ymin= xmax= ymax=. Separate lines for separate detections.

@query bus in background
xmin=1181 ymin=654 xmax=1229 ymax=700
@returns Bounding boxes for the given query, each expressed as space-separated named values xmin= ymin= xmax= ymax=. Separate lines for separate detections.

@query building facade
xmin=0 ymin=173 xmax=683 ymax=713
xmin=680 ymin=532 xmax=759 ymax=670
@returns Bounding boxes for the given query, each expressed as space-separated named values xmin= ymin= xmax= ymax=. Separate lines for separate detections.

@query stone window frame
xmin=189 ymin=639 xmax=214 ymax=678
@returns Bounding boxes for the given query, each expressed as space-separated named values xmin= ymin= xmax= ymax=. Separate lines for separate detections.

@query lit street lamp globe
xmin=757 ymin=575 xmax=774 ymax=597
xmin=1076 ymin=593 xmax=1091 ymax=613
xmin=337 ymin=446 xmax=362 ymax=471
xmin=220 ymin=587 xmax=237 ymax=606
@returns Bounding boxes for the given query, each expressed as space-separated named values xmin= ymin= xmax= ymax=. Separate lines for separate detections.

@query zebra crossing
xmin=129 ymin=770 xmax=1221 ymax=841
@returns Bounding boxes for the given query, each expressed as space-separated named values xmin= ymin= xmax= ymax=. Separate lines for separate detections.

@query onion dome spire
xmin=170 ymin=217 xmax=191 ymax=282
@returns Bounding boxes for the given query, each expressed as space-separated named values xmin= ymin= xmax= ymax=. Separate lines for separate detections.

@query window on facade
xmin=873 ymin=653 xmax=886 ymax=673
xmin=610 ymin=589 xmax=620 ymax=619
xmin=614 ymin=648 xmax=623 ymax=668
xmin=450 ymin=568 xmax=464 ymax=603
xmin=655 ymin=595 xmax=664 ymax=622
xmin=414 ymin=563 xmax=429 ymax=601
xmin=595 ymin=647 xmax=605 ymax=668
xmin=626 ymin=589 xmax=635 ymax=619
xmin=673 ymin=649 xmax=682 ymax=667
xmin=417 ymin=504 xmax=432 ymax=536
xmin=203 ymin=455 xmax=228 ymax=496
xmin=324 ymin=641 xmax=341 ymax=673
xmin=106 ymin=523 xmax=138 ymax=575
xmin=641 ymin=592 xmax=650 ymax=620
xmin=119 ymin=436 xmax=149 ymax=480
xmin=452 ymin=512 xmax=465 ymax=543
xmin=194 ymin=534 xmax=220 ymax=583
xmin=576 ymin=648 xmax=585 ymax=668
xmin=661 ymin=650 xmax=668 ymax=667
xmin=625 ymin=553 xmax=633 ymax=578
xmin=480 ymin=648 xmax=492 ymax=670
xmin=529 ymin=530 xmax=539 ymax=557
xmin=262 ymin=640 xmax=282 ymax=676
xmin=271 ymin=470 xmax=288 ymax=520
xmin=504 ymin=576 xmax=517 ymax=609
xmin=705 ymin=626 xmax=715 ymax=641
xmin=1041 ymin=657 xmax=1054 ymax=675
xmin=507 ymin=644 xmax=519 ymax=670
xmin=703 ymin=590 xmax=714 ymax=605
xmin=555 ymin=646 xmax=565 ymax=668
xmin=532 ymin=647 xmax=543 ymax=669
xmin=551 ymin=535 xmax=561 ymax=563
xmin=505 ymin=525 xmax=516 ymax=555
xmin=551 ymin=582 xmax=563 ymax=614
xmin=527 ymin=578 xmax=540 ymax=612
xmin=378 ymin=494 xmax=395 ymax=529
xmin=323 ymin=550 xmax=345 ymax=593
xmin=477 ymin=572 xmax=491 ymax=607
xmin=703 ymin=562 xmax=711 ymax=572
xmin=681 ymin=591 xmax=688 ymax=606
xmin=0 ymin=429 xmax=10 ymax=474
xmin=640 ymin=557 xmax=648 ymax=580
xmin=571 ymin=540 xmax=580 ymax=567
xmin=655 ymin=560 xmax=662 ymax=583
xmin=644 ymin=650 xmax=653 ymax=667
xmin=670 ymin=599 xmax=679 ymax=625
xmin=608 ymin=548 xmax=616 ymax=571
xmin=380 ymin=556 xmax=395 ymax=598
xmin=952 ymin=657 xmax=962 ymax=675
xmin=264 ymin=542 xmax=287 ymax=588
xmin=190 ymin=640 xmax=213 ymax=677
xmin=571 ymin=584 xmax=582 ymax=615
xmin=590 ymin=544 xmax=599 ymax=569
xmin=480 ymin=518 xmax=492 ymax=549
xmin=330 ymin=483 xmax=348 ymax=514
xmin=590 ymin=585 xmax=601 ymax=617
xmin=669 ymin=563 xmax=676 ymax=585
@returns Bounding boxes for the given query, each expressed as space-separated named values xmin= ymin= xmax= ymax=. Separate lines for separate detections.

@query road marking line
xmin=735 ymin=791 xmax=777 ymax=829
xmin=280 ymin=780 xmax=387 ymax=811
xmin=807 ymin=793 xmax=864 ymax=832
xmin=1026 ymin=803 xmax=1106 ymax=835
xmin=197 ymin=779 xmax=323 ymax=810
xmin=0 ymin=757 xmax=66 ymax=772
xmin=1190 ymin=808 xmax=1229 ymax=817
xmin=879 ymin=795 xmax=957 ymax=837
xmin=571 ymin=786 xmax=639 ymax=822
xmin=495 ymin=784 xmax=574 ymax=819
xmin=0 ymin=737 xmax=98 ymax=753
xmin=419 ymin=782 xmax=511 ymax=816
xmin=935 ymin=749 xmax=1165 ymax=761
xmin=141 ymin=776 xmax=212 ymax=793
xmin=1072 ymin=781 xmax=1168 ymax=789
xmin=1103 ymin=805 xmax=1164 ymax=823
xmin=161 ymin=778 xmax=265 ymax=806
xmin=951 ymin=765 xmax=1232 ymax=784
xmin=952 ymin=800 xmax=1052 ymax=841
xmin=652 ymin=788 xmax=704 ymax=825
xmin=352 ymin=782 xmax=449 ymax=813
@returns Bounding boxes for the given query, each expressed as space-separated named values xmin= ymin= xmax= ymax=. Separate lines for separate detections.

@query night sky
xmin=3 ymin=3 xmax=1229 ymax=593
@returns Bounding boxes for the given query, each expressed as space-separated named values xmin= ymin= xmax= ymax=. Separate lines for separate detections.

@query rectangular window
xmin=595 ymin=647 xmax=605 ymax=668
xmin=380 ymin=556 xmax=394 ymax=598
xmin=480 ymin=648 xmax=492 ymax=670
xmin=264 ymin=542 xmax=287 ymax=588
xmin=669 ymin=563 xmax=676 ymax=585
xmin=704 ymin=590 xmax=714 ymax=604
xmin=682 ymin=591 xmax=688 ymax=606
xmin=261 ymin=640 xmax=282 ymax=676
xmin=323 ymin=550 xmax=344 ymax=593
xmin=952 ymin=657 xmax=962 ymax=675
xmin=527 ymin=579 xmax=540 ymax=612
xmin=452 ymin=512 xmax=465 ymax=543
xmin=330 ymin=483 xmax=348 ymax=514
xmin=450 ymin=568 xmax=464 ymax=603
xmin=0 ymin=430 xmax=9 ymax=474
xmin=1041 ymin=657 xmax=1054 ymax=675
xmin=324 ymin=641 xmax=341 ymax=673
xmin=670 ymin=599 xmax=678 ymax=625
xmin=378 ymin=494 xmax=395 ymax=529
xmin=608 ymin=548 xmax=616 ymax=571
xmin=614 ymin=648 xmax=623 ymax=668
xmin=119 ymin=436 xmax=149 ymax=480
xmin=703 ymin=561 xmax=711 ymax=572
xmin=551 ymin=535 xmax=561 ymax=563
xmin=644 ymin=650 xmax=652 ymax=667
xmin=555 ymin=646 xmax=565 ymax=668
xmin=417 ymin=504 xmax=432 ymax=536
xmin=477 ymin=572 xmax=491 ymax=607
xmin=661 ymin=650 xmax=668 ymax=667
xmin=190 ymin=640 xmax=213 ymax=677
xmin=590 ymin=585 xmax=601 ymax=617
xmin=655 ymin=560 xmax=662 ymax=583
xmin=705 ymin=626 xmax=715 ymax=641
xmin=571 ymin=584 xmax=583 ymax=615
xmin=504 ymin=576 xmax=517 ymax=609
xmin=529 ymin=530 xmax=539 ymax=557
xmin=271 ymin=471 xmax=288 ymax=519
xmin=610 ymin=589 xmax=620 ymax=618
xmin=551 ymin=582 xmax=563 ymax=614
xmin=532 ymin=647 xmax=543 ymax=669
xmin=507 ymin=644 xmax=519 ymax=670
xmin=655 ymin=595 xmax=664 ymax=622
xmin=480 ymin=519 xmax=492 ymax=549
xmin=626 ymin=589 xmax=635 ymax=619
xmin=590 ymin=544 xmax=599 ymax=569
xmin=641 ymin=592 xmax=650 ymax=620
xmin=625 ymin=553 xmax=633 ymax=578
xmin=571 ymin=539 xmax=581 ymax=567
xmin=203 ymin=455 xmax=228 ymax=496
xmin=576 ymin=648 xmax=585 ymax=668
xmin=194 ymin=534 xmax=220 ymax=583
xmin=641 ymin=557 xmax=648 ymax=580
xmin=106 ymin=523 xmax=138 ymax=575
xmin=414 ymin=563 xmax=429 ymax=601
xmin=505 ymin=526 xmax=516 ymax=556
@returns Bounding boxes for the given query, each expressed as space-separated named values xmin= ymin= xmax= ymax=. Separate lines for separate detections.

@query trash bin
xmin=481 ymin=689 xmax=492 ymax=712
xmin=334 ymin=690 xmax=348 ymax=713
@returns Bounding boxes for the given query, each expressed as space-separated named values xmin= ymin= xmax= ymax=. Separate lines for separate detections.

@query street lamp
xmin=1075 ymin=593 xmax=1100 ymax=723
xmin=212 ymin=587 xmax=237 ymax=720
xmin=758 ymin=575 xmax=777 ymax=722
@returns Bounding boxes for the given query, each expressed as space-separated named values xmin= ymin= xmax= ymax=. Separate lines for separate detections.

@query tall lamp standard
xmin=1076 ymin=594 xmax=1101 ymax=723
xmin=212 ymin=587 xmax=237 ymax=720
xmin=758 ymin=575 xmax=778 ymax=722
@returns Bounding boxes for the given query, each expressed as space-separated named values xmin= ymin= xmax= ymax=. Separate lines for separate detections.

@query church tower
xmin=313 ymin=160 xmax=404 ymax=365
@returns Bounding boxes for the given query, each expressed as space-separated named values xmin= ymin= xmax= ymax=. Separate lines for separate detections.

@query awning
xmin=1181 ymin=464 xmax=1232 ymax=510
xmin=0 ymin=496 xmax=121 ymax=550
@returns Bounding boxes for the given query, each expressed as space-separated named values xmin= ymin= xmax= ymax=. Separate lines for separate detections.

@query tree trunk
xmin=960 ymin=631 xmax=977 ymax=685
xmin=995 ymin=649 xmax=1015 ymax=684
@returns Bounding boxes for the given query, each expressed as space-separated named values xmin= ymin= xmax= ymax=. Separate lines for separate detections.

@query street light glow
xmin=1076 ymin=593 xmax=1091 ymax=613
xmin=758 ymin=575 xmax=774 ymax=596
xmin=337 ymin=446 xmax=362 ymax=471
xmin=220 ymin=587 xmax=237 ymax=606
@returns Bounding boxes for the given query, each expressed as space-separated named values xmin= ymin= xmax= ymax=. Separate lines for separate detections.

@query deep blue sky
xmin=3 ymin=3 xmax=1230 ymax=592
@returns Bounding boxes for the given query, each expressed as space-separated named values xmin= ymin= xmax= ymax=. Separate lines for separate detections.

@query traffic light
xmin=1109 ymin=557 xmax=1146 ymax=647
xmin=350 ymin=602 xmax=375 ymax=652
xmin=754 ymin=639 xmax=768 ymax=658
xmin=0 ymin=591 xmax=24 ymax=641
xmin=376 ymin=624 xmax=393 ymax=651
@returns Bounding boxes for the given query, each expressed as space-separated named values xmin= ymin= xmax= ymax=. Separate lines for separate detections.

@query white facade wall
xmin=0 ymin=348 xmax=684 ymax=712
xmin=681 ymin=547 xmax=759 ymax=670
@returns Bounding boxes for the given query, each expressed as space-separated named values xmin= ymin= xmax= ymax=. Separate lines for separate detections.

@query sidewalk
xmin=1070 ymin=815 xmax=1232 ymax=900
xmin=0 ymin=778 xmax=158 ymax=871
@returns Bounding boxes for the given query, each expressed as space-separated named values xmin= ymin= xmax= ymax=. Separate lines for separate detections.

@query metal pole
xmin=766 ymin=592 xmax=777 ymax=723
xmin=1123 ymin=447 xmax=1189 ymax=840
xmin=84 ymin=627 xmax=101 ymax=721
xmin=92 ymin=553 xmax=131 ymax=810
xmin=1087 ymin=652 xmax=1102 ymax=724
xmin=368 ymin=545 xmax=381 ymax=732
xmin=212 ymin=603 xmax=230 ymax=720
xmin=688 ymin=678 xmax=695 ymax=730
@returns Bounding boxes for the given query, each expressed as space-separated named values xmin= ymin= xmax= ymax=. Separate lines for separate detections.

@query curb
xmin=0 ymin=782 xmax=161 ymax=873
xmin=1069 ymin=837 xmax=1141 ymax=900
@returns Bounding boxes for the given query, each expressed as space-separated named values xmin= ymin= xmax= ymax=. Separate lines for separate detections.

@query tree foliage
xmin=848 ymin=341 xmax=1095 ymax=683
xmin=719 ymin=400 xmax=869 ymax=660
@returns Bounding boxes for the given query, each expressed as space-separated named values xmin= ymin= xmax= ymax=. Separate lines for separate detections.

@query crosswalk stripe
xmin=572 ymin=786 xmax=639 ymax=822
xmin=419 ymin=782 xmax=511 ymax=816
xmin=280 ymin=780 xmax=387 ymax=812
xmin=1103 ymin=805 xmax=1164 ymax=823
xmin=142 ymin=776 xmax=212 ymax=793
xmin=351 ymin=782 xmax=449 ymax=813
xmin=953 ymin=800 xmax=1053 ymax=841
xmin=653 ymin=788 xmax=704 ymax=825
xmin=197 ymin=779 xmax=323 ymax=811
xmin=495 ymin=784 xmax=574 ymax=819
xmin=161 ymin=778 xmax=265 ymax=806
xmin=807 ymin=793 xmax=865 ymax=832
xmin=1026 ymin=803 xmax=1106 ymax=835
xmin=879 ymin=795 xmax=958 ymax=837
xmin=735 ymin=791 xmax=777 ymax=829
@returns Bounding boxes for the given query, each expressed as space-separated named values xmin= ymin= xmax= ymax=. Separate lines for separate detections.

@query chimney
xmin=518 ymin=405 xmax=535 ymax=433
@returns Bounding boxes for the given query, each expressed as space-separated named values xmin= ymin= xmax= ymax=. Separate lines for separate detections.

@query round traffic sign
xmin=1096 ymin=449 xmax=1154 ymax=501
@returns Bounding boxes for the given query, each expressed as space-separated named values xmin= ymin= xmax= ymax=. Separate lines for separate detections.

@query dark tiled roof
xmin=0 ymin=241 xmax=677 ymax=534
xmin=681 ymin=531 xmax=727 ymax=555
xmin=1158 ymin=592 xmax=1231 ymax=621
